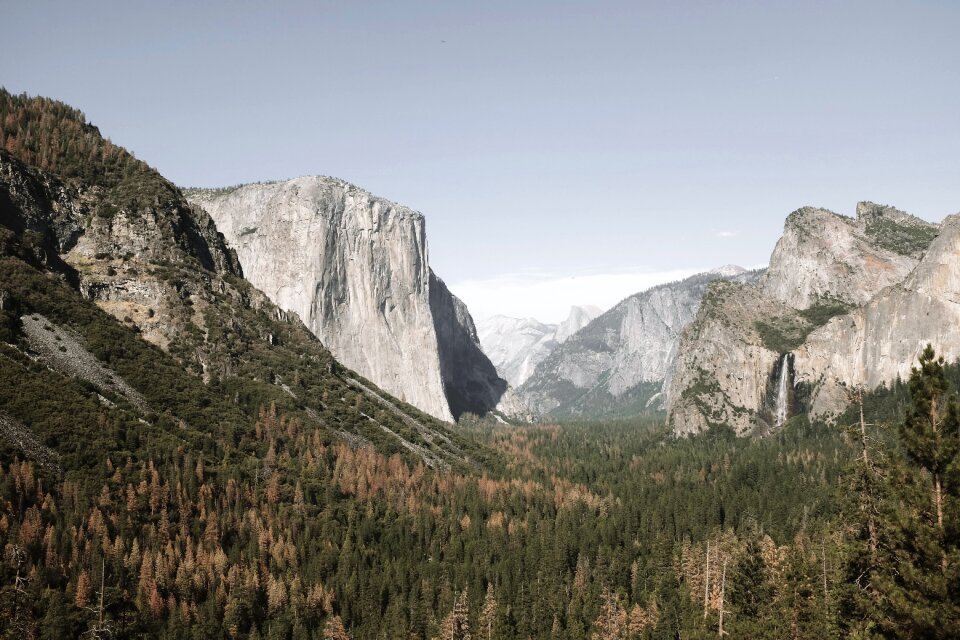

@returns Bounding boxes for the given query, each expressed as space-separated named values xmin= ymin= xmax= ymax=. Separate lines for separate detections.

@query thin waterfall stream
xmin=775 ymin=353 xmax=792 ymax=426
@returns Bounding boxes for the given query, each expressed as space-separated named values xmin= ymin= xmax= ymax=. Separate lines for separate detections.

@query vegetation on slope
xmin=864 ymin=217 xmax=939 ymax=258
xmin=0 ymin=88 xmax=178 ymax=214
xmin=0 ymin=89 xmax=957 ymax=639
xmin=754 ymin=299 xmax=852 ymax=354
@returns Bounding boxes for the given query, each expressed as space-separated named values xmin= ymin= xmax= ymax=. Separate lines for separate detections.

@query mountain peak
xmin=555 ymin=305 xmax=603 ymax=343
xmin=855 ymin=201 xmax=924 ymax=225
xmin=708 ymin=265 xmax=747 ymax=277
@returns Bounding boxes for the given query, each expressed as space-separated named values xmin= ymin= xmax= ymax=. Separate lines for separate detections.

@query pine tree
xmin=74 ymin=569 xmax=92 ymax=609
xmin=728 ymin=533 xmax=771 ymax=634
xmin=437 ymin=589 xmax=471 ymax=640
xmin=839 ymin=346 xmax=960 ymax=638
xmin=592 ymin=586 xmax=627 ymax=640
xmin=877 ymin=346 xmax=960 ymax=637
xmin=322 ymin=615 xmax=351 ymax=640
xmin=479 ymin=583 xmax=497 ymax=640
xmin=901 ymin=346 xmax=959 ymax=548
xmin=837 ymin=390 xmax=894 ymax=638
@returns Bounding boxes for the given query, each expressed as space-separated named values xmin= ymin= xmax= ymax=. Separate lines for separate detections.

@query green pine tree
xmin=728 ymin=533 xmax=772 ymax=635
xmin=840 ymin=345 xmax=960 ymax=639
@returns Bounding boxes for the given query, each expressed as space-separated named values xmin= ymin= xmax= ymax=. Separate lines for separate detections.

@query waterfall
xmin=775 ymin=353 xmax=792 ymax=426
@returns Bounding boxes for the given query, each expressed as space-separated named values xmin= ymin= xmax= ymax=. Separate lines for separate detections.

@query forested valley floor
xmin=3 ymin=348 xmax=958 ymax=639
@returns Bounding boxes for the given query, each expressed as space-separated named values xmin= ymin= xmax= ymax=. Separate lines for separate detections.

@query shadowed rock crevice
xmin=429 ymin=270 xmax=511 ymax=421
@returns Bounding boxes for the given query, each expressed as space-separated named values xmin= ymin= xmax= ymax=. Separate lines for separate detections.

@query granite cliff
xmin=759 ymin=202 xmax=932 ymax=309
xmin=187 ymin=179 xmax=518 ymax=422
xmin=667 ymin=202 xmax=944 ymax=435
xmin=795 ymin=212 xmax=960 ymax=419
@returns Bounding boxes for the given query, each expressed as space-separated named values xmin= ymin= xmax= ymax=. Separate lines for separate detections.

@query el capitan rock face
xmin=667 ymin=202 xmax=947 ymax=435
xmin=187 ymin=178 xmax=519 ymax=422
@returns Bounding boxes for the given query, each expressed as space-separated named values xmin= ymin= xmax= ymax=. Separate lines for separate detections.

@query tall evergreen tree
xmin=840 ymin=345 xmax=960 ymax=638
xmin=728 ymin=533 xmax=771 ymax=628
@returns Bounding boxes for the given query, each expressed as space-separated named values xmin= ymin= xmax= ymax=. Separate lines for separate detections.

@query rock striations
xmin=517 ymin=268 xmax=760 ymax=418
xmin=187 ymin=179 xmax=518 ymax=422
xmin=667 ymin=202 xmax=947 ymax=435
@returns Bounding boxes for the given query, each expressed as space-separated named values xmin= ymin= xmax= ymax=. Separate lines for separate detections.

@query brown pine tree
xmin=74 ymin=569 xmax=92 ymax=608
xmin=323 ymin=615 xmax=351 ymax=640
xmin=592 ymin=587 xmax=627 ymax=639
xmin=437 ymin=589 xmax=471 ymax=640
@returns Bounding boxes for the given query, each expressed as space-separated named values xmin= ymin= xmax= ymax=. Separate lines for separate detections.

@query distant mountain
xmin=555 ymin=304 xmax=603 ymax=343
xmin=518 ymin=268 xmax=761 ymax=419
xmin=666 ymin=202 xmax=945 ymax=436
xmin=476 ymin=305 xmax=601 ymax=387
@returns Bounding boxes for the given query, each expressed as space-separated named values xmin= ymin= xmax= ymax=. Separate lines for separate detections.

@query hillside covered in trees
xmin=0 ymin=90 xmax=958 ymax=639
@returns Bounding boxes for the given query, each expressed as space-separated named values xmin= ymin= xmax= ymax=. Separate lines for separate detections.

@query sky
xmin=3 ymin=1 xmax=959 ymax=322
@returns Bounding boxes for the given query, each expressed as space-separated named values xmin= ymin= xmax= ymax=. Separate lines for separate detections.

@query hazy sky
xmin=3 ymin=1 xmax=959 ymax=322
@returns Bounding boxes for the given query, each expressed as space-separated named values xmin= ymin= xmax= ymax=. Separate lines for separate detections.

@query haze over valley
xmin=1 ymin=2 xmax=959 ymax=638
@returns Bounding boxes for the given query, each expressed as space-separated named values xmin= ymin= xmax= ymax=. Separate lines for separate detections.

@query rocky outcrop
xmin=664 ymin=281 xmax=799 ymax=436
xmin=795 ymin=213 xmax=960 ymax=419
xmin=667 ymin=202 xmax=944 ymax=435
xmin=519 ymin=268 xmax=760 ymax=418
xmin=1 ymin=150 xmax=241 ymax=351
xmin=760 ymin=203 xmax=934 ymax=309
xmin=477 ymin=305 xmax=601 ymax=388
xmin=187 ymin=179 xmax=518 ymax=422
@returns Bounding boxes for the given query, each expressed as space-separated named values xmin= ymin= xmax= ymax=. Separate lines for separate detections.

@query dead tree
xmin=84 ymin=558 xmax=113 ymax=639
xmin=704 ymin=539 xmax=711 ymax=619
xmin=718 ymin=558 xmax=728 ymax=637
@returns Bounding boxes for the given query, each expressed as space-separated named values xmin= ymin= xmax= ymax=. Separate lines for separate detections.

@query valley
xmin=0 ymin=80 xmax=958 ymax=640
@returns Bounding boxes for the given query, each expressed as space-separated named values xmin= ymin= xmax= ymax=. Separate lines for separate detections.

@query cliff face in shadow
xmin=430 ymin=270 xmax=528 ymax=421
